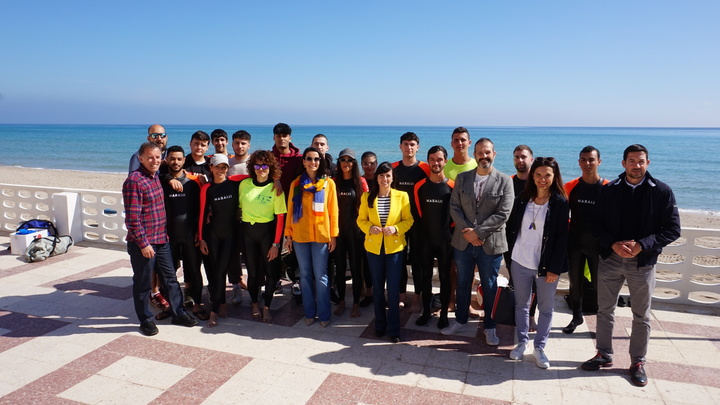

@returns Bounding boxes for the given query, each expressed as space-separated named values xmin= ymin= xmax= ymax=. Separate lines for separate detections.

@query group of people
xmin=123 ymin=123 xmax=680 ymax=388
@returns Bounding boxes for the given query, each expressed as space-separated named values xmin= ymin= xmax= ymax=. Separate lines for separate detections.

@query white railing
xmin=656 ymin=228 xmax=720 ymax=307
xmin=1 ymin=183 xmax=719 ymax=307
xmin=1 ymin=183 xmax=125 ymax=244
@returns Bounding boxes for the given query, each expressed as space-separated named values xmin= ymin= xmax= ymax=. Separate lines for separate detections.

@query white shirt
xmin=511 ymin=201 xmax=548 ymax=270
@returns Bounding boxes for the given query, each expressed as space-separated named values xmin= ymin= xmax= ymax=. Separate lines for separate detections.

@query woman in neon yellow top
xmin=238 ymin=150 xmax=286 ymax=322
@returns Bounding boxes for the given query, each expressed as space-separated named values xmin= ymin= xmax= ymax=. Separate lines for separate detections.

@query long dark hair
xmin=301 ymin=147 xmax=327 ymax=179
xmin=333 ymin=154 xmax=364 ymax=209
xmin=368 ymin=162 xmax=393 ymax=208
xmin=523 ymin=157 xmax=567 ymax=200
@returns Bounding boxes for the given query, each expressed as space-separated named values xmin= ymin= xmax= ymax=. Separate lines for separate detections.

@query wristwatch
xmin=272 ymin=243 xmax=281 ymax=248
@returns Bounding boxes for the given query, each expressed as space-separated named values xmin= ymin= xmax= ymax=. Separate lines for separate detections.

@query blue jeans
xmin=512 ymin=260 xmax=558 ymax=350
xmin=294 ymin=241 xmax=331 ymax=322
xmin=454 ymin=244 xmax=502 ymax=328
xmin=127 ymin=241 xmax=185 ymax=324
xmin=366 ymin=247 xmax=403 ymax=337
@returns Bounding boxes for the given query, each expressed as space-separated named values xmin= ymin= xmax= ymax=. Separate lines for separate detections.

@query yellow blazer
xmin=357 ymin=189 xmax=414 ymax=255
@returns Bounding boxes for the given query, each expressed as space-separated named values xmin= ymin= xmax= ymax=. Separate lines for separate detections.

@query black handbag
xmin=491 ymin=285 xmax=516 ymax=326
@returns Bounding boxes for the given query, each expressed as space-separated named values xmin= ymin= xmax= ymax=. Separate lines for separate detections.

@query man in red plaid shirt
xmin=123 ymin=141 xmax=198 ymax=336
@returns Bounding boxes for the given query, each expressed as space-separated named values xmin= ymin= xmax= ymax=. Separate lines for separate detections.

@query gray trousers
xmin=596 ymin=252 xmax=655 ymax=364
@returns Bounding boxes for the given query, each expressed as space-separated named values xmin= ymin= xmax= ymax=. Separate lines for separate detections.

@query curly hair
xmin=247 ymin=150 xmax=281 ymax=181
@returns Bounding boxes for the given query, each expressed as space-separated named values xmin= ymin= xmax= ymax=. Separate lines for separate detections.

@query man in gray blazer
xmin=443 ymin=137 xmax=514 ymax=346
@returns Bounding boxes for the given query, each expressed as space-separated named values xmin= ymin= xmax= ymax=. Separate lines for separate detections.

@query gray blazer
xmin=449 ymin=167 xmax=514 ymax=255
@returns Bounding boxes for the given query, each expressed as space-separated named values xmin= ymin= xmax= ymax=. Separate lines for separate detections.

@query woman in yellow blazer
xmin=357 ymin=162 xmax=414 ymax=342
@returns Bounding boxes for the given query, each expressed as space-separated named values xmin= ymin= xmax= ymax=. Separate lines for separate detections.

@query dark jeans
xmin=128 ymin=241 xmax=185 ymax=324
xmin=367 ymin=247 xmax=403 ymax=337
xmin=454 ymin=244 xmax=502 ymax=329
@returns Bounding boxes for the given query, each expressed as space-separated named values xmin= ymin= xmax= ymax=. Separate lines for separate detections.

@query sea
xmin=0 ymin=124 xmax=718 ymax=212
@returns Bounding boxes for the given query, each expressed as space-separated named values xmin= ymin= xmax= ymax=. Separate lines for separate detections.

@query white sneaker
xmin=484 ymin=328 xmax=499 ymax=346
xmin=533 ymin=348 xmax=550 ymax=369
xmin=230 ymin=286 xmax=242 ymax=304
xmin=509 ymin=342 xmax=526 ymax=360
xmin=440 ymin=320 xmax=467 ymax=336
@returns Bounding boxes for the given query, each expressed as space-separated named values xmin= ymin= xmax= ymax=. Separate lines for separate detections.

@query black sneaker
xmin=172 ymin=313 xmax=199 ymax=327
xmin=581 ymin=352 xmax=613 ymax=371
xmin=415 ymin=313 xmax=431 ymax=326
xmin=630 ymin=363 xmax=648 ymax=386
xmin=139 ymin=321 xmax=159 ymax=336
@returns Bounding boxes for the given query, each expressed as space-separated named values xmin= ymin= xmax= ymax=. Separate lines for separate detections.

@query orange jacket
xmin=285 ymin=176 xmax=339 ymax=243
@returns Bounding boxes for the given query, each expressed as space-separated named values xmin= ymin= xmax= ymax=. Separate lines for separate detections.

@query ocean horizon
xmin=1 ymin=124 xmax=718 ymax=212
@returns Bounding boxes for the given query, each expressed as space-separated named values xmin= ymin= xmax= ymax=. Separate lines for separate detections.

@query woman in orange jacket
xmin=285 ymin=147 xmax=339 ymax=327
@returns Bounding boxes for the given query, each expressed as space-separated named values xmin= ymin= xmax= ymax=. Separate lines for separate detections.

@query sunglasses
xmin=535 ymin=157 xmax=556 ymax=164
xmin=253 ymin=164 xmax=269 ymax=170
xmin=304 ymin=157 xmax=321 ymax=162
xmin=339 ymin=158 xmax=355 ymax=163
xmin=149 ymin=133 xmax=167 ymax=139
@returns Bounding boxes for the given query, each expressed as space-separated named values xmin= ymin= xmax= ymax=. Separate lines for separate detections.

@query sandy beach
xmin=1 ymin=165 xmax=719 ymax=230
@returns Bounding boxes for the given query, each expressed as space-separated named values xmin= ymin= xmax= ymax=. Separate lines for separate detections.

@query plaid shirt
xmin=123 ymin=166 xmax=169 ymax=248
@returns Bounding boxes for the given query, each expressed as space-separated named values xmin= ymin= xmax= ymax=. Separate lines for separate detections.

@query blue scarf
xmin=292 ymin=173 xmax=327 ymax=222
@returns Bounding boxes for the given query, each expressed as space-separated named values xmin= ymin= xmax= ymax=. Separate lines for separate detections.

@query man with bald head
xmin=129 ymin=124 xmax=169 ymax=173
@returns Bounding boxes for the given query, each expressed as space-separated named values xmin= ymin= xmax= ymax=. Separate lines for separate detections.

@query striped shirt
xmin=123 ymin=167 xmax=169 ymax=248
xmin=377 ymin=196 xmax=391 ymax=226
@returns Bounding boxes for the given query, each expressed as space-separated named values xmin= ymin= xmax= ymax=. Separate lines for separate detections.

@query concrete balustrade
xmin=2 ymin=182 xmax=718 ymax=307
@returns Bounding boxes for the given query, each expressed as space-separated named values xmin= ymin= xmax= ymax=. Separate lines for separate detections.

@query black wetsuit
xmin=414 ymin=177 xmax=454 ymax=321
xmin=200 ymin=178 xmax=241 ymax=313
xmin=392 ymin=160 xmax=429 ymax=294
xmin=566 ymin=177 xmax=606 ymax=314
xmin=334 ymin=177 xmax=366 ymax=304
xmin=162 ymin=173 xmax=202 ymax=304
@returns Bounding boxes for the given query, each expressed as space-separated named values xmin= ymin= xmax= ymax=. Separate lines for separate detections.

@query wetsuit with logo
xmin=414 ymin=177 xmax=454 ymax=321
xmin=392 ymin=160 xmax=430 ymax=294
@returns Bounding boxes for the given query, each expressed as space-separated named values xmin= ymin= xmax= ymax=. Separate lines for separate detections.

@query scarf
xmin=292 ymin=173 xmax=327 ymax=222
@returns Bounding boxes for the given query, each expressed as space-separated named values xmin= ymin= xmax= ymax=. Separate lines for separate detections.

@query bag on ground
xmin=25 ymin=235 xmax=74 ymax=262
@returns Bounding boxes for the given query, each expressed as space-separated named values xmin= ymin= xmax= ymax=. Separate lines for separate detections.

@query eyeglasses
xmin=253 ymin=164 xmax=269 ymax=170
xmin=339 ymin=158 xmax=355 ymax=163
xmin=149 ymin=133 xmax=167 ymax=139
xmin=304 ymin=157 xmax=321 ymax=162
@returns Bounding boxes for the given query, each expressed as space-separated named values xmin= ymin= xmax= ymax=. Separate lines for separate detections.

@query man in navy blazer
xmin=444 ymin=138 xmax=514 ymax=346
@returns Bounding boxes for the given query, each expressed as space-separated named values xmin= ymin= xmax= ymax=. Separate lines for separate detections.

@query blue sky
xmin=1 ymin=1 xmax=718 ymax=127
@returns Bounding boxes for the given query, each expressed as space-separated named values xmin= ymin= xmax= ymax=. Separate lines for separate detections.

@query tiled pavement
xmin=0 ymin=236 xmax=719 ymax=405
